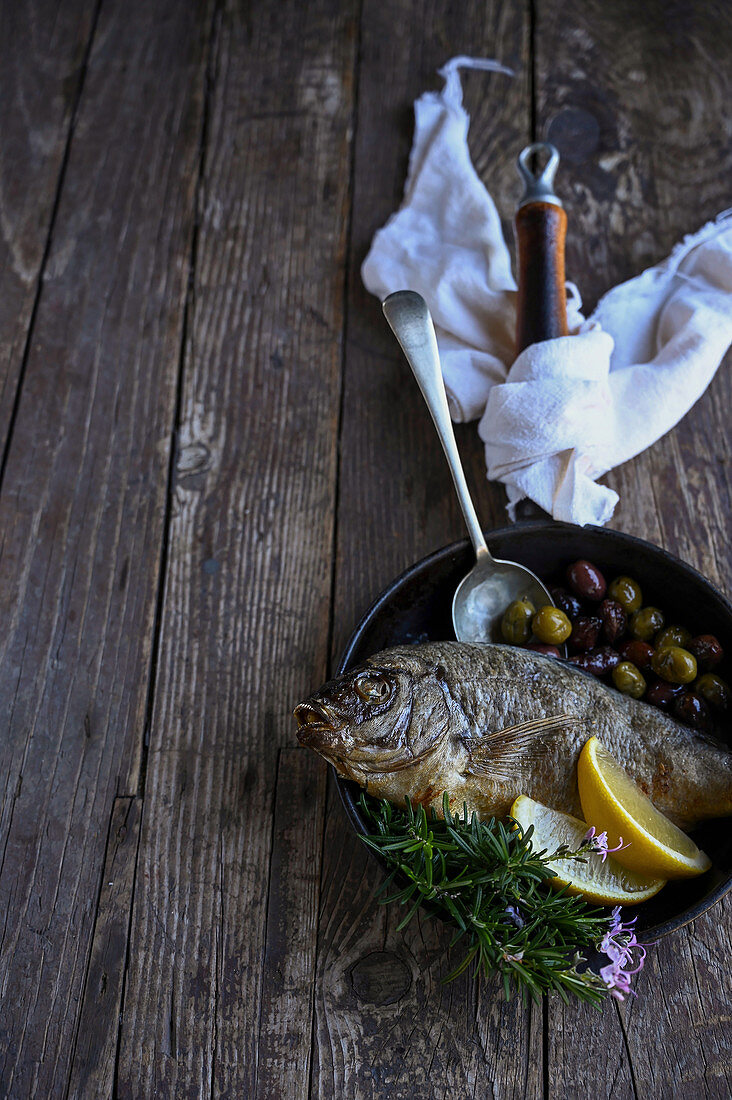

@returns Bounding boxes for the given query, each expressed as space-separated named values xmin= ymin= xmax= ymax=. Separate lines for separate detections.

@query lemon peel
xmin=577 ymin=735 xmax=711 ymax=880
xmin=510 ymin=794 xmax=666 ymax=906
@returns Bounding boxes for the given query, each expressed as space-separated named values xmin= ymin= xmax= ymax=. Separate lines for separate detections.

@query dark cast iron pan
xmin=334 ymin=523 xmax=732 ymax=940
xmin=332 ymin=146 xmax=732 ymax=940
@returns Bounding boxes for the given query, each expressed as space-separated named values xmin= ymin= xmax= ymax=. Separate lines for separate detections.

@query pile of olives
xmin=500 ymin=558 xmax=729 ymax=731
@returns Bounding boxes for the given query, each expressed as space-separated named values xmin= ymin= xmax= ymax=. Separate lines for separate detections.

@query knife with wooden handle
xmin=511 ymin=142 xmax=569 ymax=521
xmin=514 ymin=142 xmax=569 ymax=354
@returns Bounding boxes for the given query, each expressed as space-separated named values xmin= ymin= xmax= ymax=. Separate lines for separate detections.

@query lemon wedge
xmin=510 ymin=794 xmax=666 ymax=906
xmin=577 ymin=735 xmax=711 ymax=880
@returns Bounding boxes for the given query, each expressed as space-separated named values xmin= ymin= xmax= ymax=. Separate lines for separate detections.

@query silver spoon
xmin=382 ymin=289 xmax=554 ymax=644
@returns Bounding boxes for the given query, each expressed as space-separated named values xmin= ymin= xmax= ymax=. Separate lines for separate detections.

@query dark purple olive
xmin=645 ymin=679 xmax=686 ymax=711
xmin=549 ymin=586 xmax=583 ymax=622
xmin=599 ymin=599 xmax=627 ymax=645
xmin=569 ymin=615 xmax=602 ymax=653
xmin=618 ymin=640 xmax=654 ymax=673
xmin=568 ymin=646 xmax=620 ymax=677
xmin=566 ymin=560 xmax=607 ymax=602
xmin=688 ymin=634 xmax=724 ymax=671
xmin=672 ymin=692 xmax=711 ymax=730
xmin=525 ymin=643 xmax=562 ymax=658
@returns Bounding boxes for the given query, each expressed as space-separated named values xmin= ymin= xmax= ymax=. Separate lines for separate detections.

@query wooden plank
xmin=66 ymin=797 xmax=142 ymax=1100
xmin=115 ymin=0 xmax=358 ymax=1094
xmin=537 ymin=1 xmax=732 ymax=316
xmin=543 ymin=998 xmax=637 ymax=1099
xmin=313 ymin=2 xmax=542 ymax=1097
xmin=0 ymin=0 xmax=98 ymax=454
xmin=311 ymin=778 xmax=543 ymax=1100
xmin=0 ymin=2 xmax=211 ymax=1095
xmin=535 ymin=2 xmax=732 ymax=1094
xmin=256 ymin=749 xmax=327 ymax=1098
xmin=623 ymin=907 xmax=732 ymax=1099
xmin=330 ymin=0 xmax=530 ymax=666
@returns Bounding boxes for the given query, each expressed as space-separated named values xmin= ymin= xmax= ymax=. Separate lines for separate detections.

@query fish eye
xmin=355 ymin=673 xmax=392 ymax=703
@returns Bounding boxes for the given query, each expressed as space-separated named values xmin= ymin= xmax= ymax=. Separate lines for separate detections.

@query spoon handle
xmin=382 ymin=291 xmax=491 ymax=562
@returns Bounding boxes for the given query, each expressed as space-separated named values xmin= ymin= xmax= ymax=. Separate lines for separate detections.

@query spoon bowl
xmin=453 ymin=553 xmax=552 ymax=643
xmin=382 ymin=290 xmax=555 ymax=643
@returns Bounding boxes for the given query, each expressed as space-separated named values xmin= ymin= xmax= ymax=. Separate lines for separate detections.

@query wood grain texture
xmin=115 ymin=0 xmax=357 ymax=1094
xmin=514 ymin=201 xmax=569 ymax=351
xmin=311 ymin=778 xmax=543 ymax=1100
xmin=330 ymin=0 xmax=531 ymax=668
xmin=623 ymin=914 xmax=732 ymax=1099
xmin=0 ymin=0 xmax=98 ymax=455
xmin=66 ymin=797 xmax=141 ymax=1099
xmin=0 ymin=1 xmax=211 ymax=1095
xmin=535 ymin=2 xmax=732 ymax=1096
xmin=256 ymin=749 xmax=327 ymax=1099
xmin=0 ymin=2 xmax=730 ymax=1097
xmin=537 ymin=0 xmax=732 ymax=315
xmin=314 ymin=3 xmax=539 ymax=1096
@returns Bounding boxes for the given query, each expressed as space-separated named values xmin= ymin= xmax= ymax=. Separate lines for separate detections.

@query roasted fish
xmin=294 ymin=642 xmax=732 ymax=829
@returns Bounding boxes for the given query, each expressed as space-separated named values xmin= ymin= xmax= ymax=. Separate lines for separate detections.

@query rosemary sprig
xmin=358 ymin=792 xmax=617 ymax=1006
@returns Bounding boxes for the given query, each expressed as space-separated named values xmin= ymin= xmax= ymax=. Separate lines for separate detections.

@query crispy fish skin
xmin=294 ymin=642 xmax=732 ymax=829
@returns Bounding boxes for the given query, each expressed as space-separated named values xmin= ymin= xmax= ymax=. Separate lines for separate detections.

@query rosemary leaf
xmin=358 ymin=792 xmax=613 ymax=1006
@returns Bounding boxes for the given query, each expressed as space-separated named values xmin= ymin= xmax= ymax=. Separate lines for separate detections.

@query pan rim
xmin=333 ymin=521 xmax=732 ymax=942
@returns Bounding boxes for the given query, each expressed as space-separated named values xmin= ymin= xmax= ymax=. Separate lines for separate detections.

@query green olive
xmin=532 ymin=605 xmax=572 ymax=645
xmin=501 ymin=598 xmax=536 ymax=645
xmin=611 ymin=661 xmax=646 ymax=699
xmin=629 ymin=606 xmax=664 ymax=641
xmin=694 ymin=673 xmax=730 ymax=711
xmin=654 ymin=624 xmax=692 ymax=651
xmin=608 ymin=576 xmax=643 ymax=614
xmin=651 ymin=645 xmax=697 ymax=684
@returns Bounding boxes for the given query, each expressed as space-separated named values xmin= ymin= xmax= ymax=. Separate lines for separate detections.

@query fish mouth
xmin=294 ymin=700 xmax=345 ymax=746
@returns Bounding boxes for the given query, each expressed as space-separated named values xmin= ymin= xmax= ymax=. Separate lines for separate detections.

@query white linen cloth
xmin=361 ymin=57 xmax=732 ymax=526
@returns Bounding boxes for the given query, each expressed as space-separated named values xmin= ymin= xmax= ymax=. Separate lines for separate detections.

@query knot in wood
xmin=176 ymin=441 xmax=212 ymax=480
xmin=547 ymin=108 xmax=601 ymax=163
xmin=349 ymin=951 xmax=411 ymax=1006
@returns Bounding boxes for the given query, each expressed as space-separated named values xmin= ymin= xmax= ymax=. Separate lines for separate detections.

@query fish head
xmin=294 ymin=650 xmax=454 ymax=781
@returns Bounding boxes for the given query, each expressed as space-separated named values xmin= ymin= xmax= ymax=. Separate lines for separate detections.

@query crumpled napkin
xmin=362 ymin=56 xmax=732 ymax=526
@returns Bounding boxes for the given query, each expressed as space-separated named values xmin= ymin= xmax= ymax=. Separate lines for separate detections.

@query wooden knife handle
xmin=514 ymin=201 xmax=569 ymax=355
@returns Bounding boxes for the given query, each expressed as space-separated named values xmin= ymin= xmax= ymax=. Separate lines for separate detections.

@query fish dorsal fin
xmin=466 ymin=714 xmax=579 ymax=779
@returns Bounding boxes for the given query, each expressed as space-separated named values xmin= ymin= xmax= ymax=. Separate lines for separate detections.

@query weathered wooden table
xmin=1 ymin=1 xmax=730 ymax=1096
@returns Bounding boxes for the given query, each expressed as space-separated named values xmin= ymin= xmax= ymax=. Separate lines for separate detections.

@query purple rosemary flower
xmin=598 ymin=906 xmax=649 ymax=1001
xmin=583 ymin=826 xmax=630 ymax=863
xmin=504 ymin=904 xmax=525 ymax=929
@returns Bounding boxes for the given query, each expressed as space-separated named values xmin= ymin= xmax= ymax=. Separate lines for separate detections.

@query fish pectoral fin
xmin=466 ymin=714 xmax=579 ymax=778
